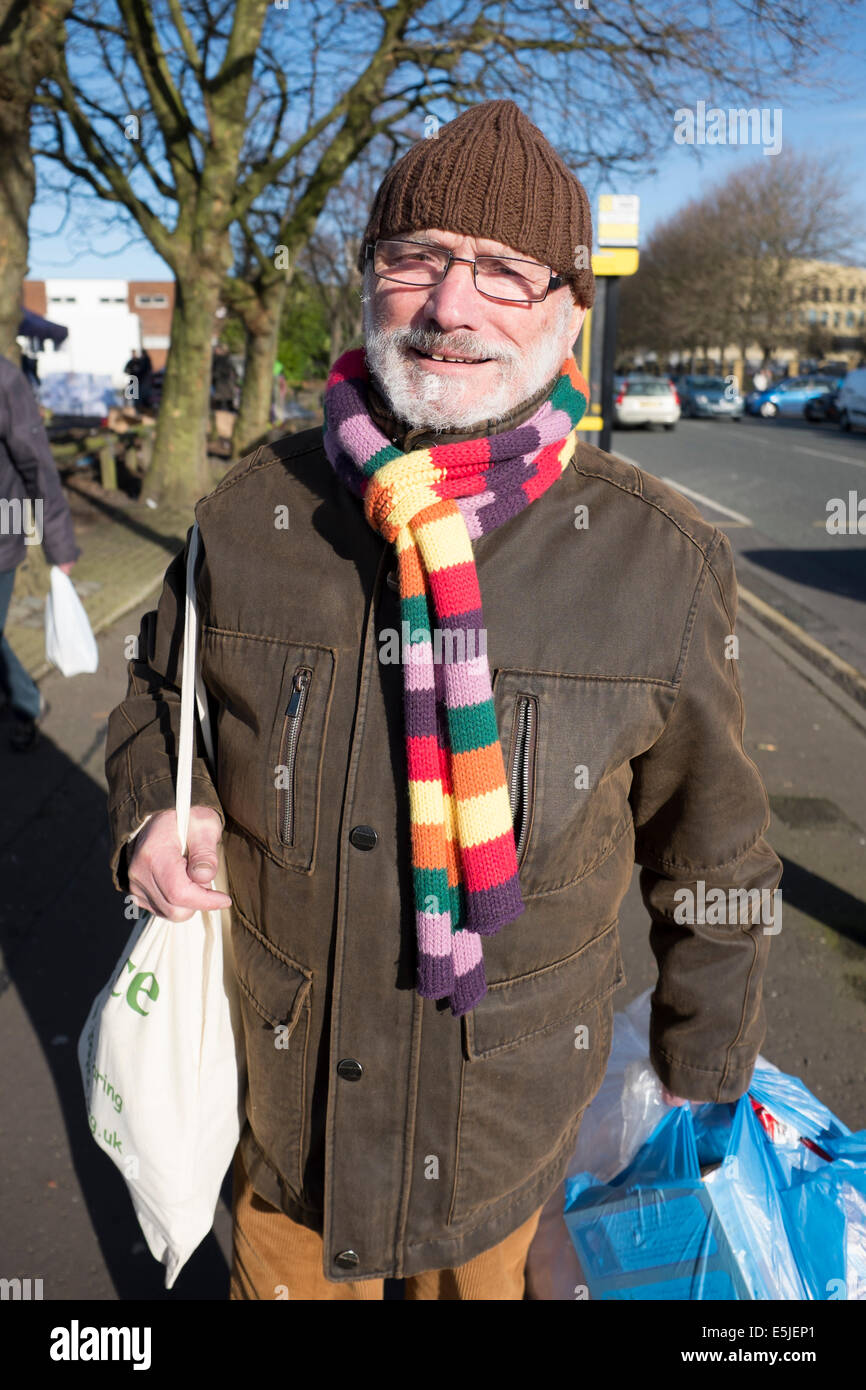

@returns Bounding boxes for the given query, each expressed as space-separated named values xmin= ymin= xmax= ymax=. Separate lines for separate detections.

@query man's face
xmin=362 ymin=228 xmax=586 ymax=432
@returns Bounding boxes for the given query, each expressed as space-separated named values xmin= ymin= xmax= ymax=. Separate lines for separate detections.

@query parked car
xmin=745 ymin=375 xmax=841 ymax=418
xmin=677 ymin=375 xmax=744 ymax=420
xmin=803 ymin=389 xmax=841 ymax=424
xmin=835 ymin=367 xmax=866 ymax=433
xmin=613 ymin=375 xmax=680 ymax=430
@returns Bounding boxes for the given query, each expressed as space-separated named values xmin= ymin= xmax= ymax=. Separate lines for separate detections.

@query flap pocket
xmin=231 ymin=906 xmax=313 ymax=1039
xmin=463 ymin=919 xmax=624 ymax=1060
xmin=491 ymin=667 xmax=667 ymax=896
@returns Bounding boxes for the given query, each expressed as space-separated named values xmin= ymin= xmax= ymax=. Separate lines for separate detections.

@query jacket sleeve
xmin=3 ymin=367 xmax=80 ymax=566
xmin=104 ymin=524 xmax=225 ymax=894
xmin=628 ymin=529 xmax=782 ymax=1103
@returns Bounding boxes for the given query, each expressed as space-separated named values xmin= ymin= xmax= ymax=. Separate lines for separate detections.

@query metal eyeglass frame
xmin=364 ymin=239 xmax=566 ymax=303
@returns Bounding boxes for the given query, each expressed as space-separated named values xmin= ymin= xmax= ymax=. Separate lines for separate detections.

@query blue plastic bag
xmin=564 ymin=1075 xmax=866 ymax=1300
xmin=565 ymin=1105 xmax=753 ymax=1299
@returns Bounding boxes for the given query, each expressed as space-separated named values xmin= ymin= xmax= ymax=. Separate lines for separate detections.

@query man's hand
xmin=127 ymin=806 xmax=232 ymax=921
xmin=57 ymin=561 xmax=75 ymax=575
xmin=661 ymin=1085 xmax=691 ymax=1107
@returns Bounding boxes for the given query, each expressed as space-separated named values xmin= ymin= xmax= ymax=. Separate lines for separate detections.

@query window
xmin=135 ymin=293 xmax=168 ymax=307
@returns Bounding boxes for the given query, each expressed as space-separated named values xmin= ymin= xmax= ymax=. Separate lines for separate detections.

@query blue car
xmin=745 ymin=375 xmax=842 ymax=419
xmin=677 ymin=375 xmax=744 ymax=419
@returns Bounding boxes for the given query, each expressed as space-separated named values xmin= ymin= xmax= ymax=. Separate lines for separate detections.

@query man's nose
xmin=422 ymin=257 xmax=484 ymax=330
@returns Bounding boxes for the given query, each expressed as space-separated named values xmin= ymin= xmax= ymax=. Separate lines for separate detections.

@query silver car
xmin=613 ymin=376 xmax=680 ymax=430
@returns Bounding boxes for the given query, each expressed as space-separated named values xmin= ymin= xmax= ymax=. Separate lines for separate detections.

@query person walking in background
xmin=211 ymin=343 xmax=239 ymax=412
xmin=123 ymin=346 xmax=153 ymax=413
xmin=137 ymin=347 xmax=154 ymax=411
xmin=0 ymin=354 xmax=79 ymax=751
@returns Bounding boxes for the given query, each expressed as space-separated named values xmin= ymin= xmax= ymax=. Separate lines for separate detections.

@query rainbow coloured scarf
xmin=322 ymin=348 xmax=589 ymax=1015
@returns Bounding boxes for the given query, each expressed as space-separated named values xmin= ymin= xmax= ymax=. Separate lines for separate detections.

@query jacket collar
xmin=366 ymin=364 xmax=561 ymax=452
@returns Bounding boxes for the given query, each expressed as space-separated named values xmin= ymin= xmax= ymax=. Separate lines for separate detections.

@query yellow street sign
xmin=592 ymin=247 xmax=639 ymax=277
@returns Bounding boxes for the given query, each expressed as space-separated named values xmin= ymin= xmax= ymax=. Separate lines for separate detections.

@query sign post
xmin=575 ymin=195 xmax=640 ymax=452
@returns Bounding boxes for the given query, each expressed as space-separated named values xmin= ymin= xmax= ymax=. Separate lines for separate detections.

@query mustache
xmin=371 ymin=324 xmax=519 ymax=367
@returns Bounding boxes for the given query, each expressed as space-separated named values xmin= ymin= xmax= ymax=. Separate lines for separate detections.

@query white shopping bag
xmin=45 ymin=566 xmax=99 ymax=676
xmin=78 ymin=524 xmax=244 ymax=1288
xmin=78 ymin=880 xmax=242 ymax=1287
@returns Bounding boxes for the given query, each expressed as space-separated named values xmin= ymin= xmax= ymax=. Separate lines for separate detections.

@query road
xmin=611 ymin=413 xmax=866 ymax=674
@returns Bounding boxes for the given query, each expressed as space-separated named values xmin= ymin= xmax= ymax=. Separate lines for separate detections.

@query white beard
xmin=361 ymin=281 xmax=576 ymax=433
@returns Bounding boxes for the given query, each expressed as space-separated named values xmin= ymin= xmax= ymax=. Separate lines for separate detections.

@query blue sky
xmin=27 ymin=29 xmax=866 ymax=280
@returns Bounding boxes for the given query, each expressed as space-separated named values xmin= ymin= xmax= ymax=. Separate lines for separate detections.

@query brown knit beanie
xmin=359 ymin=100 xmax=595 ymax=308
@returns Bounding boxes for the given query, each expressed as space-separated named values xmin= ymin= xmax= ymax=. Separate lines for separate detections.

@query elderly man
xmin=105 ymin=101 xmax=781 ymax=1300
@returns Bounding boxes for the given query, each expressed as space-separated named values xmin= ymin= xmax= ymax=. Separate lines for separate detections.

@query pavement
xmin=0 ymin=452 xmax=864 ymax=1299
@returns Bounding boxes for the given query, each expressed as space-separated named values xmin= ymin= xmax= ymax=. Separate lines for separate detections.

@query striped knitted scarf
xmin=322 ymin=348 xmax=589 ymax=1016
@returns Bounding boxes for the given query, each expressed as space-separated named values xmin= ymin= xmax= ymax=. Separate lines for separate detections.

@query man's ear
xmin=569 ymin=303 xmax=587 ymax=343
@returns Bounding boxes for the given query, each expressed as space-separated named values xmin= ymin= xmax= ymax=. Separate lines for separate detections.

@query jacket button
xmin=337 ymin=1058 xmax=363 ymax=1081
xmin=386 ymin=568 xmax=399 ymax=590
xmin=349 ymin=825 xmax=378 ymax=850
xmin=334 ymin=1249 xmax=360 ymax=1269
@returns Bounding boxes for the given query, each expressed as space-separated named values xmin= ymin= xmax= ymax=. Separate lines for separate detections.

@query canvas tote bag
xmin=78 ymin=521 xmax=245 ymax=1289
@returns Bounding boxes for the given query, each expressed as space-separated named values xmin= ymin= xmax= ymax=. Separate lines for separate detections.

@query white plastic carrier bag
xmin=45 ymin=565 xmax=99 ymax=676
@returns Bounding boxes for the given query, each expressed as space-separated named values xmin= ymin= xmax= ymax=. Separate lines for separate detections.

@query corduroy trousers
xmin=229 ymin=1146 xmax=544 ymax=1300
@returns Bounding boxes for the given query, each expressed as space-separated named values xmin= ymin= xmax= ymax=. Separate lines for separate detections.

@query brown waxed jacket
xmin=104 ymin=397 xmax=782 ymax=1283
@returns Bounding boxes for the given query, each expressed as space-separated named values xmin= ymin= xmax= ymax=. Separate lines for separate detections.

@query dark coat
xmin=0 ymin=355 xmax=79 ymax=573
xmin=104 ymin=392 xmax=782 ymax=1282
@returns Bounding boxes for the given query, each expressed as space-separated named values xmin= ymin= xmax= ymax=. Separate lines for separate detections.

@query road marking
xmin=658 ymin=478 xmax=753 ymax=525
xmin=792 ymin=445 xmax=866 ymax=470
xmin=611 ymin=453 xmax=754 ymax=524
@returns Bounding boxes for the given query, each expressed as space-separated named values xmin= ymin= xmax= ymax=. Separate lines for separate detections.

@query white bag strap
xmin=176 ymin=521 xmax=216 ymax=855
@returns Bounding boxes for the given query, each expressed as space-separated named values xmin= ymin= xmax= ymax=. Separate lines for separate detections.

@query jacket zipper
xmin=507 ymin=695 xmax=535 ymax=862
xmin=278 ymin=667 xmax=312 ymax=845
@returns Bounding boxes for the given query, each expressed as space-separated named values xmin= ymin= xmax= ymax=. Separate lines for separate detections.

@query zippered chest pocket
xmin=277 ymin=667 xmax=313 ymax=846
xmin=200 ymin=629 xmax=336 ymax=872
xmin=492 ymin=668 xmax=667 ymax=898
xmin=507 ymin=691 xmax=538 ymax=866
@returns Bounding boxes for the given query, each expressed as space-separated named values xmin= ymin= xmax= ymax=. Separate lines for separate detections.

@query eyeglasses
xmin=365 ymin=239 xmax=566 ymax=304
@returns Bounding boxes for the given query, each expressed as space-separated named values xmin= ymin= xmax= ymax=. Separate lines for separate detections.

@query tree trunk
xmin=143 ymin=273 xmax=221 ymax=507
xmin=232 ymin=282 xmax=285 ymax=457
xmin=0 ymin=101 xmax=32 ymax=363
xmin=0 ymin=0 xmax=75 ymax=360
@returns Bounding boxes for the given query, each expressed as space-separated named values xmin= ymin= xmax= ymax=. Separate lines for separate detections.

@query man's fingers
xmin=154 ymin=856 xmax=219 ymax=912
xmin=186 ymin=816 xmax=224 ymax=883
xmin=151 ymin=857 xmax=231 ymax=918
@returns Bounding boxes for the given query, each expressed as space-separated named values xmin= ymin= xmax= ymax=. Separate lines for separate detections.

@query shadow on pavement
xmin=778 ymin=856 xmax=866 ymax=951
xmin=743 ymin=548 xmax=866 ymax=605
xmin=0 ymin=715 xmax=228 ymax=1299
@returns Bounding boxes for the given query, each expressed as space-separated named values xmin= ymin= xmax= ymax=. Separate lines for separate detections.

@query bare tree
xmin=620 ymin=153 xmax=859 ymax=373
xmin=31 ymin=0 xmax=853 ymax=501
xmin=0 ymin=0 xmax=75 ymax=360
